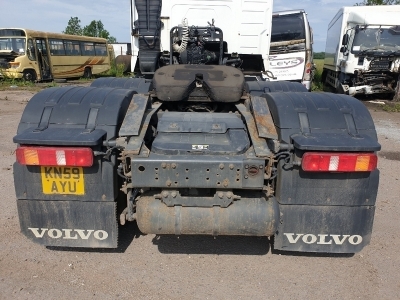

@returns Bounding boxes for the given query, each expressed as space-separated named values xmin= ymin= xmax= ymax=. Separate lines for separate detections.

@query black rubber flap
xmin=274 ymin=204 xmax=375 ymax=253
xmin=17 ymin=200 xmax=118 ymax=248
xmin=153 ymin=65 xmax=245 ymax=102
xmin=13 ymin=128 xmax=106 ymax=146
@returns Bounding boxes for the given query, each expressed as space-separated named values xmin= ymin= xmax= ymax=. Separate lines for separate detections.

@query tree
xmin=63 ymin=17 xmax=117 ymax=43
xmin=83 ymin=20 xmax=117 ymax=43
xmin=356 ymin=0 xmax=400 ymax=5
xmin=63 ymin=17 xmax=83 ymax=35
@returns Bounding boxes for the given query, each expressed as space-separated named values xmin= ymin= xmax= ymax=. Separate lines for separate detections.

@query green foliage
xmin=46 ymin=81 xmax=58 ymax=88
xmin=83 ymin=20 xmax=106 ymax=38
xmin=107 ymin=36 xmax=117 ymax=44
xmin=103 ymin=59 xmax=128 ymax=77
xmin=63 ymin=17 xmax=83 ymax=35
xmin=313 ymin=52 xmax=325 ymax=59
xmin=311 ymin=59 xmax=325 ymax=91
xmin=383 ymin=103 xmax=400 ymax=112
xmin=64 ymin=17 xmax=117 ymax=43
xmin=0 ymin=76 xmax=36 ymax=91
xmin=355 ymin=0 xmax=400 ymax=5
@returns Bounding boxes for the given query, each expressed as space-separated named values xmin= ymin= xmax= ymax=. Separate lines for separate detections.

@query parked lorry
xmin=13 ymin=0 xmax=381 ymax=254
xmin=129 ymin=0 xmax=272 ymax=79
xmin=269 ymin=10 xmax=314 ymax=90
xmin=322 ymin=5 xmax=400 ymax=100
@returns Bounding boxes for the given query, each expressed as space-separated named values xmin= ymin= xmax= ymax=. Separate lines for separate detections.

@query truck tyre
xmin=83 ymin=67 xmax=92 ymax=79
xmin=247 ymin=80 xmax=308 ymax=96
xmin=23 ymin=69 xmax=36 ymax=82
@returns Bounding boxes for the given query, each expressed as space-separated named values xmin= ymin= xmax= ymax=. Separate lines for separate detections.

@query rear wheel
xmin=23 ymin=70 xmax=36 ymax=82
xmin=83 ymin=67 xmax=92 ymax=79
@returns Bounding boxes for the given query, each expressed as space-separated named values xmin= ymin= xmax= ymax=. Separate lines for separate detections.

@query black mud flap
xmin=13 ymin=86 xmax=137 ymax=248
xmin=17 ymin=200 xmax=118 ymax=248
xmin=274 ymin=205 xmax=375 ymax=253
xmin=264 ymin=92 xmax=380 ymax=253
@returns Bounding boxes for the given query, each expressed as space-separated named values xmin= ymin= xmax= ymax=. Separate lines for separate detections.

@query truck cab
xmin=323 ymin=6 xmax=400 ymax=100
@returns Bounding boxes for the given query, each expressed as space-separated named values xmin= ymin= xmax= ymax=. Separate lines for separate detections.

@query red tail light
xmin=302 ymin=152 xmax=377 ymax=172
xmin=305 ymin=62 xmax=312 ymax=74
xmin=16 ymin=146 xmax=93 ymax=167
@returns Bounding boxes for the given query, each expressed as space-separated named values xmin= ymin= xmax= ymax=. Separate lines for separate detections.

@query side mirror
xmin=340 ymin=46 xmax=346 ymax=53
xmin=341 ymin=34 xmax=349 ymax=46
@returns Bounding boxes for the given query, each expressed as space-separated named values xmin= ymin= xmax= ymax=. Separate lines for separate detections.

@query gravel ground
xmin=0 ymin=89 xmax=399 ymax=300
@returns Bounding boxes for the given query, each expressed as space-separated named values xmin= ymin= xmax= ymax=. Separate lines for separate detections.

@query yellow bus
xmin=0 ymin=28 xmax=112 ymax=81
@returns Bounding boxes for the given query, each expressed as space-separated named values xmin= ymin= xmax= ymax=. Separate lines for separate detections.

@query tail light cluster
xmin=16 ymin=146 xmax=93 ymax=167
xmin=305 ymin=62 xmax=312 ymax=74
xmin=302 ymin=152 xmax=377 ymax=172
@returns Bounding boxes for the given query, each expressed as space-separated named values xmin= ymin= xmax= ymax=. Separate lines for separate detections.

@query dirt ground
xmin=0 ymin=87 xmax=399 ymax=300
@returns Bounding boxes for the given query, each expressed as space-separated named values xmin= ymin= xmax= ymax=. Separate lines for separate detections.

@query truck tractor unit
xmin=322 ymin=6 xmax=400 ymax=100
xmin=13 ymin=0 xmax=380 ymax=254
xmin=129 ymin=0 xmax=273 ymax=80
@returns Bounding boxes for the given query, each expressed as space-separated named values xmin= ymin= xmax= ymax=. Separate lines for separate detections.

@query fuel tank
xmin=136 ymin=191 xmax=279 ymax=236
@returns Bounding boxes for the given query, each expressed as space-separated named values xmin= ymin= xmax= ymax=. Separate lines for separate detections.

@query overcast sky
xmin=2 ymin=0 xmax=358 ymax=52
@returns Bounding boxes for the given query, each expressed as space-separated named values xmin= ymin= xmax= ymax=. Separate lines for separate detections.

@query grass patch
xmin=311 ymin=59 xmax=324 ymax=92
xmin=0 ymin=76 xmax=38 ymax=91
xmin=382 ymin=103 xmax=400 ymax=112
xmin=99 ymin=59 xmax=131 ymax=78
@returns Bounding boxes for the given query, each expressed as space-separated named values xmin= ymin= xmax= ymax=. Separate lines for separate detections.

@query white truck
xmin=129 ymin=0 xmax=273 ymax=79
xmin=322 ymin=5 xmax=400 ymax=100
xmin=269 ymin=10 xmax=314 ymax=90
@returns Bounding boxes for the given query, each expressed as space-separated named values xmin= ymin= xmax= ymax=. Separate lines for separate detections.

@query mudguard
xmin=262 ymin=92 xmax=380 ymax=253
xmin=14 ymin=86 xmax=135 ymax=142
xmin=247 ymin=80 xmax=308 ymax=96
xmin=91 ymin=77 xmax=151 ymax=94
xmin=13 ymin=86 xmax=138 ymax=248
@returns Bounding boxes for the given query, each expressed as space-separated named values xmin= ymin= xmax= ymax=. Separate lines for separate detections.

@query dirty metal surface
xmin=250 ymin=96 xmax=278 ymax=139
xmin=123 ymin=103 xmax=161 ymax=154
xmin=136 ymin=192 xmax=278 ymax=236
xmin=236 ymin=104 xmax=272 ymax=158
xmin=156 ymin=190 xmax=240 ymax=208
xmin=131 ymin=153 xmax=265 ymax=189
xmin=119 ymin=94 xmax=149 ymax=137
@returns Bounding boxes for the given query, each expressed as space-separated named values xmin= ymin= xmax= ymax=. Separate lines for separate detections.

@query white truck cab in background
xmin=129 ymin=0 xmax=273 ymax=78
xmin=323 ymin=5 xmax=400 ymax=100
xmin=268 ymin=10 xmax=314 ymax=90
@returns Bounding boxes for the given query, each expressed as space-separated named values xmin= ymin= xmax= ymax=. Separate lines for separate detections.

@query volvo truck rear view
xmin=322 ymin=5 xmax=400 ymax=100
xmin=12 ymin=0 xmax=381 ymax=254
